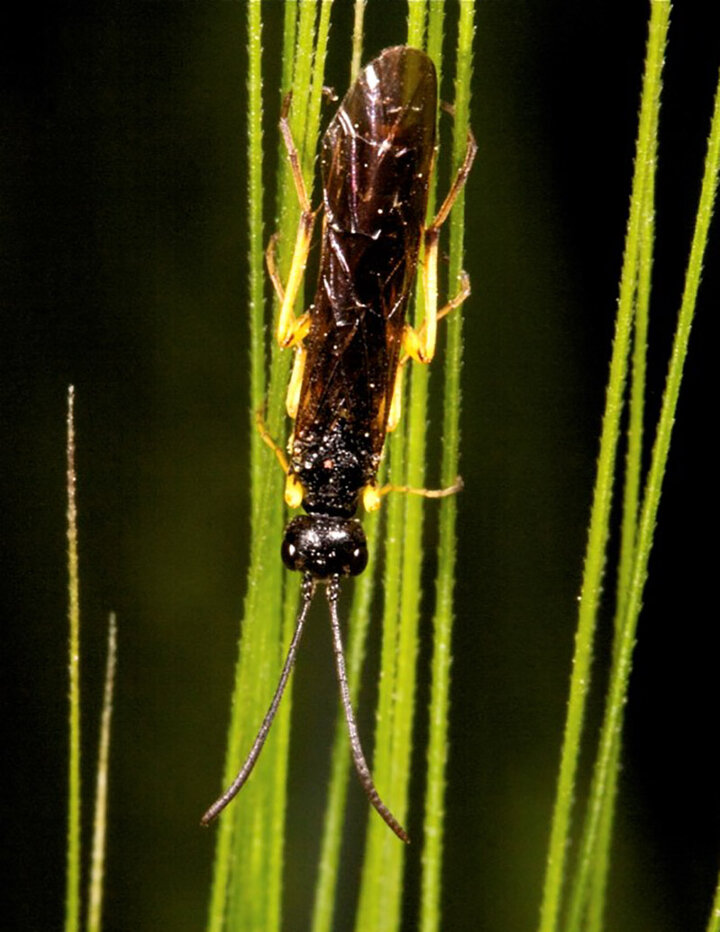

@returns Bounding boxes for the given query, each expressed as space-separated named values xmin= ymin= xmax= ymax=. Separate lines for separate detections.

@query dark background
xmin=3 ymin=2 xmax=719 ymax=930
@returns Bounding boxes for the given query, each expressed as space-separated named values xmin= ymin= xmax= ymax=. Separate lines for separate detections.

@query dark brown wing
xmin=291 ymin=48 xmax=436 ymax=516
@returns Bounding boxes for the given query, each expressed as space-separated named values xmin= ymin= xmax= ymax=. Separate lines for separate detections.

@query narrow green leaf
xmin=707 ymin=868 xmax=720 ymax=932
xmin=311 ymin=504 xmax=382 ymax=932
xmin=248 ymin=0 xmax=266 ymax=528
xmin=567 ymin=57 xmax=720 ymax=932
xmin=381 ymin=5 xmax=448 ymax=930
xmin=584 ymin=43 xmax=659 ymax=932
xmin=421 ymin=4 xmax=475 ymax=931
xmin=86 ymin=614 xmax=117 ymax=932
xmin=354 ymin=424 xmax=406 ymax=932
xmin=65 ymin=384 xmax=82 ymax=932
xmin=350 ymin=0 xmax=366 ymax=84
xmin=407 ymin=0 xmax=426 ymax=49
xmin=207 ymin=5 xmax=334 ymax=929
xmin=538 ymin=4 xmax=671 ymax=931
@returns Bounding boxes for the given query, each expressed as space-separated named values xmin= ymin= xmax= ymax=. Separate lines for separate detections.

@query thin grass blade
xmin=86 ymin=614 xmax=117 ymax=932
xmin=421 ymin=3 xmax=475 ymax=930
xmin=537 ymin=5 xmax=671 ymax=929
xmin=583 ymin=52 xmax=659 ymax=932
xmin=566 ymin=58 xmax=720 ymax=932
xmin=381 ymin=5 xmax=448 ymax=929
xmin=350 ymin=0 xmax=366 ymax=84
xmin=707 ymin=868 xmax=720 ymax=932
xmin=310 ymin=505 xmax=382 ymax=932
xmin=65 ymin=385 xmax=82 ymax=932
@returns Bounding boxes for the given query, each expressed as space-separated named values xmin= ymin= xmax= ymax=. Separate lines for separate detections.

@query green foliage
xmin=65 ymin=387 xmax=117 ymax=932
xmin=65 ymin=387 xmax=81 ymax=932
xmin=538 ymin=4 xmax=720 ymax=930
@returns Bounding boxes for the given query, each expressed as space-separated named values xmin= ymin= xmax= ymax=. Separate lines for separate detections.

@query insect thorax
xmin=291 ymin=418 xmax=379 ymax=518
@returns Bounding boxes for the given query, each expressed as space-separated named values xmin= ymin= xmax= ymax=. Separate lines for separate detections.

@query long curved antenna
xmin=326 ymin=577 xmax=410 ymax=843
xmin=201 ymin=574 xmax=315 ymax=826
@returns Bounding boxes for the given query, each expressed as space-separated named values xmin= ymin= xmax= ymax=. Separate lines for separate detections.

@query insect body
xmin=202 ymin=46 xmax=476 ymax=842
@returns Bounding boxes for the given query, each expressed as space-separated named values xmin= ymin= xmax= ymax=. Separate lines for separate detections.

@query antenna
xmin=201 ymin=575 xmax=315 ymax=826
xmin=326 ymin=577 xmax=410 ymax=843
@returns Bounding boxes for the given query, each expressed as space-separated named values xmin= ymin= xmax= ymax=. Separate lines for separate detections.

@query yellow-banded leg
xmin=387 ymin=270 xmax=471 ymax=433
xmin=362 ymin=476 xmax=464 ymax=513
xmin=387 ymin=126 xmax=478 ymax=433
xmin=255 ymin=406 xmax=304 ymax=509
xmin=403 ymin=125 xmax=478 ymax=367
xmin=267 ymin=93 xmax=318 ymax=418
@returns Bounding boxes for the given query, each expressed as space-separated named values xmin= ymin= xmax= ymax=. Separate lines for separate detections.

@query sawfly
xmin=202 ymin=45 xmax=476 ymax=842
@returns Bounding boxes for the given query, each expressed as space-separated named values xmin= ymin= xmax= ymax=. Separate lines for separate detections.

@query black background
xmin=3 ymin=2 xmax=719 ymax=930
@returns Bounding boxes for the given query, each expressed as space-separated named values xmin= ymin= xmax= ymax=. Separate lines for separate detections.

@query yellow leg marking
xmin=275 ymin=214 xmax=316 ymax=348
xmin=362 ymin=477 xmax=464 ymax=512
xmin=284 ymin=473 xmax=304 ymax=509
xmin=402 ymin=125 xmax=477 ymax=365
xmin=270 ymin=93 xmax=319 ymax=349
xmin=362 ymin=484 xmax=383 ymax=512
xmin=393 ymin=267 xmax=469 ymax=421
xmin=387 ymin=363 xmax=404 ymax=433
xmin=266 ymin=233 xmax=285 ymax=303
xmin=285 ymin=344 xmax=306 ymax=419
xmin=255 ymin=406 xmax=305 ymax=508
xmin=420 ymin=227 xmax=439 ymax=362
xmin=255 ymin=406 xmax=290 ymax=474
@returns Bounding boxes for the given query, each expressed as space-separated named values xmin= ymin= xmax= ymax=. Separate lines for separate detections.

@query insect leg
xmin=391 ymin=268 xmax=470 ymax=431
xmin=403 ymin=126 xmax=478 ymax=365
xmin=255 ymin=405 xmax=290 ymax=473
xmin=285 ymin=343 xmax=307 ymax=419
xmin=265 ymin=233 xmax=285 ymax=303
xmin=362 ymin=476 xmax=464 ymax=512
xmin=430 ymin=126 xmax=478 ymax=231
xmin=390 ymin=267 xmax=469 ymax=431
xmin=255 ymin=406 xmax=304 ymax=507
xmin=387 ymin=362 xmax=404 ymax=433
xmin=273 ymin=94 xmax=319 ymax=349
xmin=326 ymin=577 xmax=409 ymax=843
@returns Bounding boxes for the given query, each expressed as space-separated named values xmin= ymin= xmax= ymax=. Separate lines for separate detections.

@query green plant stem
xmin=421 ymin=4 xmax=474 ymax=931
xmin=407 ymin=0 xmax=426 ymax=47
xmin=381 ymin=5 xmax=448 ymax=930
xmin=208 ymin=6 xmax=335 ymax=929
xmin=280 ymin=1 xmax=298 ymax=96
xmin=267 ymin=572 xmax=301 ymax=932
xmin=537 ymin=5 xmax=671 ymax=931
xmin=707 ymin=868 xmax=720 ymax=932
xmin=617 ymin=167 xmax=655 ymax=631
xmin=65 ymin=385 xmax=81 ymax=932
xmin=584 ymin=83 xmax=658 ymax=932
xmin=264 ymin=23 xmax=334 ymax=919
xmin=205 ymin=9 xmax=270 ymax=926
xmin=206 ymin=7 xmax=285 ymax=930
xmin=311 ymin=504 xmax=382 ymax=932
xmin=232 ymin=5 xmax=326 ymax=927
xmin=355 ymin=6 xmax=440 ymax=923
xmin=566 ymin=59 xmax=720 ymax=932
xmin=305 ymin=0 xmax=333 ymax=178
xmin=355 ymin=428 xmax=406 ymax=932
xmin=86 ymin=614 xmax=117 ymax=932
xmin=248 ymin=0 xmax=265 ymax=528
xmin=294 ymin=0 xmax=322 ymax=181
xmin=350 ymin=0 xmax=366 ymax=83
